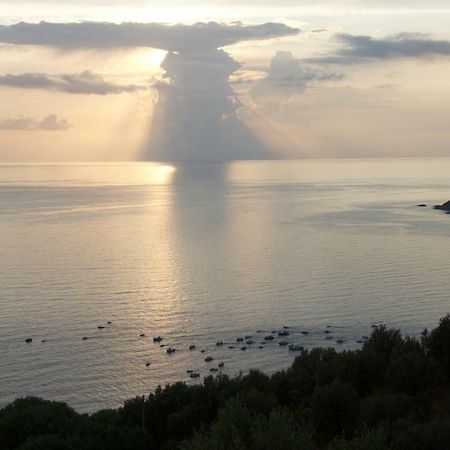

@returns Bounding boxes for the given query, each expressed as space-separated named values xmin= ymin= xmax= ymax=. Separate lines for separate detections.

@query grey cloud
xmin=144 ymin=47 xmax=272 ymax=161
xmin=252 ymin=51 xmax=343 ymax=109
xmin=306 ymin=33 xmax=450 ymax=64
xmin=0 ymin=21 xmax=299 ymax=51
xmin=0 ymin=114 xmax=72 ymax=130
xmin=0 ymin=71 xmax=146 ymax=94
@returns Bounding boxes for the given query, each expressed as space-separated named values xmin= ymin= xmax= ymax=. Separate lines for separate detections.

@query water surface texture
xmin=1 ymin=159 xmax=449 ymax=412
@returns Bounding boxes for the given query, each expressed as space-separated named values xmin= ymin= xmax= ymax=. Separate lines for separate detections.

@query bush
xmin=311 ymin=381 xmax=359 ymax=443
xmin=0 ymin=397 xmax=81 ymax=450
xmin=423 ymin=315 xmax=450 ymax=378
xmin=181 ymin=399 xmax=313 ymax=450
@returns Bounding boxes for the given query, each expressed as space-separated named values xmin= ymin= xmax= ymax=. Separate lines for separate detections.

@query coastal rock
xmin=434 ymin=200 xmax=450 ymax=211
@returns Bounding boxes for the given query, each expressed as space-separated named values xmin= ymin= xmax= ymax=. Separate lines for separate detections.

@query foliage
xmin=2 ymin=316 xmax=450 ymax=449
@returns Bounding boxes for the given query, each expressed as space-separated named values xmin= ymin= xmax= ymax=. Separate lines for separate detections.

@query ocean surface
xmin=0 ymin=159 xmax=449 ymax=413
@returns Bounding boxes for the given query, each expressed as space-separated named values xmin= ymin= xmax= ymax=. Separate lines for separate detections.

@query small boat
xmin=98 ymin=326 xmax=105 ymax=330
xmin=228 ymin=345 xmax=235 ymax=349
xmin=288 ymin=344 xmax=303 ymax=351
xmin=166 ymin=347 xmax=176 ymax=354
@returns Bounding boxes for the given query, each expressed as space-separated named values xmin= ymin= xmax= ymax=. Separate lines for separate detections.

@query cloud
xmin=0 ymin=114 xmax=72 ymax=130
xmin=252 ymin=51 xmax=343 ymax=110
xmin=0 ymin=21 xmax=299 ymax=51
xmin=1 ymin=0 xmax=450 ymax=9
xmin=0 ymin=20 xmax=298 ymax=161
xmin=306 ymin=33 xmax=450 ymax=64
xmin=144 ymin=47 xmax=272 ymax=161
xmin=0 ymin=71 xmax=146 ymax=94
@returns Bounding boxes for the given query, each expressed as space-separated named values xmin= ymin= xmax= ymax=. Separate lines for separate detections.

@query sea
xmin=0 ymin=158 xmax=449 ymax=413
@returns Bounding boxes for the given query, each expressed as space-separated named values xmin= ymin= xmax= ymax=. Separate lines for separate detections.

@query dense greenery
xmin=2 ymin=315 xmax=450 ymax=449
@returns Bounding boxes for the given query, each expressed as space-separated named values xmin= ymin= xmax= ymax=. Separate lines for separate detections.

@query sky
xmin=0 ymin=0 xmax=450 ymax=161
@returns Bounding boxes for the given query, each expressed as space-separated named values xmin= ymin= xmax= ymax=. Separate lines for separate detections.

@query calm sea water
xmin=0 ymin=159 xmax=449 ymax=413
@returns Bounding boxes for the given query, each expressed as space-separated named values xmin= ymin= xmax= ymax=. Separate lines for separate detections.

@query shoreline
xmin=2 ymin=315 xmax=450 ymax=449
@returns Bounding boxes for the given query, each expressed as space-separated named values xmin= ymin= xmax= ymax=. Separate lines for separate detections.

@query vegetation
xmin=2 ymin=315 xmax=450 ymax=449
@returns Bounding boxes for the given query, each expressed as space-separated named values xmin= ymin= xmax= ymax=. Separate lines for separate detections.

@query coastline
xmin=2 ymin=315 xmax=450 ymax=449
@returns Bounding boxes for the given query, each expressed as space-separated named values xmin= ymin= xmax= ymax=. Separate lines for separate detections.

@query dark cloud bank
xmin=0 ymin=71 xmax=145 ymax=94
xmin=307 ymin=33 xmax=450 ymax=64
xmin=0 ymin=21 xmax=296 ymax=51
